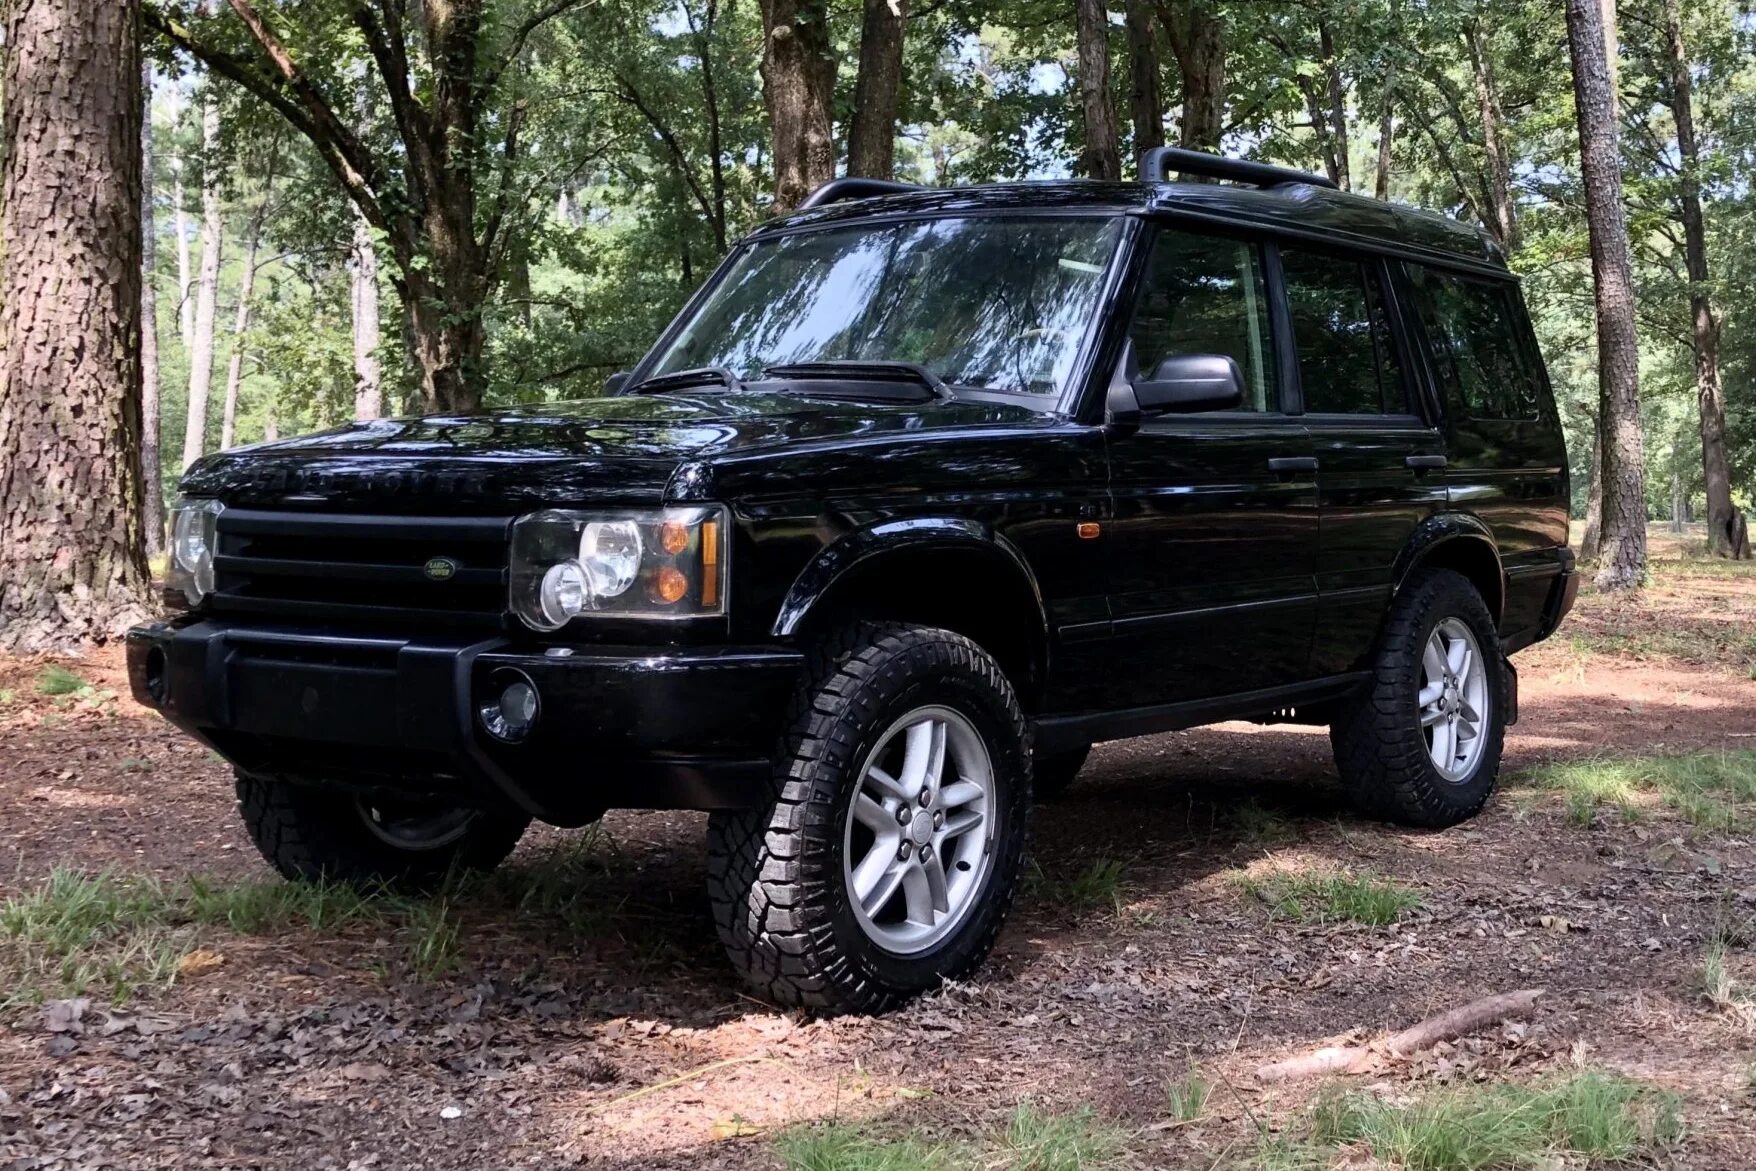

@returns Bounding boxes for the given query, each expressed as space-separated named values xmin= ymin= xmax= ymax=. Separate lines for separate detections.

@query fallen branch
xmin=1254 ymin=989 xmax=1544 ymax=1084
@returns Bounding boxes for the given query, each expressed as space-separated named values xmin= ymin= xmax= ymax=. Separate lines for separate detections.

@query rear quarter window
xmin=1405 ymin=265 xmax=1545 ymax=422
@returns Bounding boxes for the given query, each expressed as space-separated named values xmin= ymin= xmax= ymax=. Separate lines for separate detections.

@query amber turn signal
xmin=652 ymin=565 xmax=689 ymax=604
xmin=658 ymin=520 xmax=692 ymax=555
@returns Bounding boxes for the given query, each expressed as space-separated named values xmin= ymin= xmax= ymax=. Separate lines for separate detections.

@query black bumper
xmin=126 ymin=620 xmax=802 ymax=825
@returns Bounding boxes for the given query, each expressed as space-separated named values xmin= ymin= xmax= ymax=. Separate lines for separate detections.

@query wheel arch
xmin=1392 ymin=513 xmax=1505 ymax=626
xmin=771 ymin=518 xmax=1052 ymax=711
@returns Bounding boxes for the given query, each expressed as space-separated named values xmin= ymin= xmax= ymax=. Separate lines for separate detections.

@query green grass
xmin=35 ymin=665 xmax=88 ymax=696
xmin=1255 ymin=1073 xmax=1680 ymax=1171
xmin=1225 ymin=799 xmax=1297 ymax=846
xmin=1235 ymin=869 xmax=1421 ymax=927
xmin=775 ymin=1105 xmax=1122 ymax=1171
xmin=1029 ymin=857 xmax=1128 ymax=915
xmin=1164 ymin=1068 xmax=1210 ymax=1124
xmin=1519 ymin=751 xmax=1756 ymax=832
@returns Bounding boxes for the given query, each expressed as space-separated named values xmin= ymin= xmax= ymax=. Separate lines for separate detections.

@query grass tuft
xmin=1030 ymin=857 xmax=1128 ymax=916
xmin=774 ymin=1122 xmax=955 ymax=1171
xmin=1164 ymin=1067 xmax=1210 ymax=1124
xmin=1236 ymin=868 xmax=1421 ymax=927
xmin=1265 ymin=1072 xmax=1680 ymax=1171
xmin=1520 ymin=752 xmax=1756 ymax=832
xmin=999 ymin=1102 xmax=1122 ymax=1171
xmin=35 ymin=665 xmax=88 ymax=696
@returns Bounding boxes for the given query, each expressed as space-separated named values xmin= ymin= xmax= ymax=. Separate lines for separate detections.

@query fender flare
xmin=1392 ymin=512 xmax=1505 ymax=622
xmin=770 ymin=516 xmax=1050 ymax=644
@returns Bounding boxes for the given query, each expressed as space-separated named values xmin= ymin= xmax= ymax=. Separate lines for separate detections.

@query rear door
xmin=1100 ymin=224 xmax=1319 ymax=706
xmin=1275 ymin=245 xmax=1449 ymax=677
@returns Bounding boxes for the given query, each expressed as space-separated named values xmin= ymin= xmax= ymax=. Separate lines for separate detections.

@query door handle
xmin=1405 ymin=454 xmax=1448 ymax=471
xmin=1267 ymin=456 xmax=1319 ymax=475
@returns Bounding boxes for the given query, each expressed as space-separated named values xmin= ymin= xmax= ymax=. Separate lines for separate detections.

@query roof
xmin=759 ymin=179 xmax=1508 ymax=274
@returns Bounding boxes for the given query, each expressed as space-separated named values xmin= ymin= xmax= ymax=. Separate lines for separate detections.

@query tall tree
xmin=220 ymin=168 xmax=275 ymax=450
xmin=1125 ymin=0 xmax=1165 ymax=173
xmin=1075 ymin=0 xmax=1122 ymax=179
xmin=352 ymin=210 xmax=384 ymax=420
xmin=848 ymin=0 xmax=908 ymax=179
xmin=1662 ymin=0 xmax=1746 ymax=559
xmin=149 ymin=0 xmax=611 ymax=413
xmin=1156 ymin=2 xmax=1225 ymax=152
xmin=1466 ymin=18 xmax=1518 ymax=248
xmin=760 ymin=0 xmax=836 ymax=209
xmin=173 ymin=153 xmax=194 ymax=349
xmin=1566 ymin=0 xmax=1646 ymax=591
xmin=140 ymin=63 xmax=165 ymax=559
xmin=0 ymin=0 xmax=152 ymax=648
xmin=180 ymin=98 xmax=222 ymax=471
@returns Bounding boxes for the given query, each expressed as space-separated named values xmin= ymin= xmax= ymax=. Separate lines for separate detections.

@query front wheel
xmin=706 ymin=623 xmax=1032 ymax=1014
xmin=1329 ymin=569 xmax=1507 ymax=827
xmin=236 ymin=772 xmax=530 ymax=890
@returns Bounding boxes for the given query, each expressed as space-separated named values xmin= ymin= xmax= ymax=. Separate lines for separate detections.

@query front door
xmin=1274 ymin=245 xmax=1449 ymax=677
xmin=1101 ymin=224 xmax=1320 ymax=707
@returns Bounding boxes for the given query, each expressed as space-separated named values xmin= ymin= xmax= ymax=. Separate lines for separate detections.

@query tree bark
xmin=353 ymin=211 xmax=384 ymax=420
xmin=1125 ymin=0 xmax=1164 ymax=174
xmin=1157 ymin=2 xmax=1225 ymax=154
xmin=848 ymin=0 xmax=908 ymax=179
xmin=1663 ymin=0 xmax=1746 ymax=559
xmin=0 ymin=0 xmax=152 ymax=649
xmin=221 ymin=172 xmax=274 ymax=450
xmin=1075 ymin=0 xmax=1122 ymax=180
xmin=760 ymin=0 xmax=837 ymax=212
xmin=1319 ymin=18 xmax=1351 ymax=191
xmin=173 ymin=156 xmax=194 ymax=351
xmin=140 ymin=61 xmax=164 ymax=559
xmin=1375 ymin=13 xmax=1396 ymax=200
xmin=180 ymin=98 xmax=222 ymax=471
xmin=1467 ymin=20 xmax=1518 ymax=249
xmin=1579 ymin=411 xmax=1603 ymax=560
xmin=1566 ymin=0 xmax=1646 ymax=591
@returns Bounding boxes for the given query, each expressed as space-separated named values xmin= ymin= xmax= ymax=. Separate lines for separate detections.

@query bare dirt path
xmin=2 ymin=560 xmax=1754 ymax=1169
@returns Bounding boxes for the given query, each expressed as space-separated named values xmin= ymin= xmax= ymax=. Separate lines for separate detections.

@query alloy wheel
xmin=1417 ymin=617 xmax=1491 ymax=783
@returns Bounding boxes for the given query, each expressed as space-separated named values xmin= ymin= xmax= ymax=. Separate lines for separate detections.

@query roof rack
xmin=798 ymin=177 xmax=922 ymax=210
xmin=1140 ymin=146 xmax=1338 ymax=191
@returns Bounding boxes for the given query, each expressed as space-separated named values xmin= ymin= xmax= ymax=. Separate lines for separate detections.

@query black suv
xmin=130 ymin=148 xmax=1576 ymax=1014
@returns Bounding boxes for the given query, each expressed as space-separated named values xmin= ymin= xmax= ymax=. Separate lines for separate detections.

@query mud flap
xmin=1502 ymin=656 xmax=1519 ymax=726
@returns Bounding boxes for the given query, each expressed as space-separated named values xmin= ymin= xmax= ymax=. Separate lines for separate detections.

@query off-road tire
xmin=706 ymin=622 xmax=1032 ymax=1014
xmin=1329 ymin=569 xmax=1507 ymax=827
xmin=236 ymin=772 xmax=530 ymax=890
xmin=1033 ymin=746 xmax=1090 ymax=801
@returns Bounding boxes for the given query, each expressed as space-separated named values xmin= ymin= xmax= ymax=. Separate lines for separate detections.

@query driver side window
xmin=1128 ymin=227 xmax=1276 ymax=412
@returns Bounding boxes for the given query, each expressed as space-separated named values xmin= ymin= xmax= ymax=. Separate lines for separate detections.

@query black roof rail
xmin=1140 ymin=146 xmax=1339 ymax=191
xmin=797 ymin=177 xmax=922 ymax=210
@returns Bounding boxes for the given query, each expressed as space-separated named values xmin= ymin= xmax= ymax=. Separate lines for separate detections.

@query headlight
xmin=510 ymin=506 xmax=728 ymax=629
xmin=166 ymin=498 xmax=224 ymax=607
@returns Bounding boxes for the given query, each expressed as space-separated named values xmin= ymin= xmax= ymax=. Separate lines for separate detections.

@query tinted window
xmin=1280 ymin=249 xmax=1406 ymax=415
xmin=1407 ymin=266 xmax=1542 ymax=421
xmin=1127 ymin=228 xmax=1275 ymax=411
xmin=651 ymin=216 xmax=1122 ymax=396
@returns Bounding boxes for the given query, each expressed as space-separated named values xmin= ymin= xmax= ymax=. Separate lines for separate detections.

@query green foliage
xmin=1236 ymin=869 xmax=1422 ymax=927
xmin=34 ymin=665 xmax=88 ymax=696
xmin=1519 ymin=751 xmax=1756 ymax=831
xmin=1029 ymin=856 xmax=1128 ymax=915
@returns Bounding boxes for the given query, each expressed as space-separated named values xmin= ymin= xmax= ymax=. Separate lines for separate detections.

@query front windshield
xmin=650 ymin=215 xmax=1124 ymax=397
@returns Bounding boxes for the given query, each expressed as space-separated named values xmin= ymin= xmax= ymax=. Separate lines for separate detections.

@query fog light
xmin=479 ymin=671 xmax=540 ymax=743
xmin=539 ymin=560 xmax=592 ymax=628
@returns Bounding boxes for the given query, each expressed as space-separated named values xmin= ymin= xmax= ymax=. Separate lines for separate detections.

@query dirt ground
xmin=2 ymin=539 xmax=1754 ymax=1169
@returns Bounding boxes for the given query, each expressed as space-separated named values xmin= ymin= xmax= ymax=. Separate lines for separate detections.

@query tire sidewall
xmin=805 ymin=637 xmax=1032 ymax=997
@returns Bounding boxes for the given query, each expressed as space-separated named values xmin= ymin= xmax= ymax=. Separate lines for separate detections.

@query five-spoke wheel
xmin=1417 ymin=617 xmax=1491 ymax=783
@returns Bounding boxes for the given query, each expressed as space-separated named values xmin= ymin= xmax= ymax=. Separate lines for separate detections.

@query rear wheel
xmin=706 ymin=622 xmax=1032 ymax=1013
xmin=235 ymin=772 xmax=530 ymax=889
xmin=1329 ymin=569 xmax=1506 ymax=827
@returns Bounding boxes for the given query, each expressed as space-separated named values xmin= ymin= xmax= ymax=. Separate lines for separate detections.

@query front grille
xmin=210 ymin=509 xmax=513 ymax=630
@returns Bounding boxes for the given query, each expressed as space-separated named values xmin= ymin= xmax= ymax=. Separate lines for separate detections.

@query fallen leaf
xmin=177 ymin=949 xmax=226 ymax=977
xmin=341 ymin=1062 xmax=390 ymax=1083
xmin=709 ymin=1116 xmax=763 ymax=1141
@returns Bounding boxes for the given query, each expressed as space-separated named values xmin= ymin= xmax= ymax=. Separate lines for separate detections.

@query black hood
xmin=180 ymin=391 xmax=1051 ymax=512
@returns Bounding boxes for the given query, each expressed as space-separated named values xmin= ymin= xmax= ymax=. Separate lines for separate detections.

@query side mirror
xmin=1132 ymin=353 xmax=1244 ymax=415
xmin=605 ymin=371 xmax=632 ymax=395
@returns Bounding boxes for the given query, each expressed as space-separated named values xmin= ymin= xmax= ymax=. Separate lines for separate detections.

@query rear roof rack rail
xmin=798 ymin=177 xmax=922 ymax=210
xmin=1141 ymin=146 xmax=1338 ymax=191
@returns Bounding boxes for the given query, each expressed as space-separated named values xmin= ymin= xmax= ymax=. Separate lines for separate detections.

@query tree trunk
xmin=1125 ymin=0 xmax=1164 ymax=174
xmin=1467 ymin=21 xmax=1518 ymax=249
xmin=1171 ymin=3 xmax=1224 ymax=152
xmin=174 ymin=159 xmax=194 ymax=350
xmin=1580 ymin=419 xmax=1603 ymax=560
xmin=1670 ymin=469 xmax=1684 ymax=534
xmin=695 ymin=0 xmax=729 ymax=249
xmin=0 ymin=0 xmax=152 ymax=649
xmin=1319 ymin=18 xmax=1351 ymax=191
xmin=180 ymin=99 xmax=222 ymax=471
xmin=1375 ymin=15 xmax=1396 ymax=200
xmin=760 ymin=0 xmax=836 ymax=212
xmin=1566 ymin=0 xmax=1646 ymax=591
xmin=221 ymin=176 xmax=272 ymax=450
xmin=352 ymin=215 xmax=383 ymax=420
xmin=1664 ymin=0 xmax=1746 ymax=559
xmin=140 ymin=61 xmax=164 ymax=559
xmin=1075 ymin=0 xmax=1122 ymax=180
xmin=848 ymin=0 xmax=908 ymax=179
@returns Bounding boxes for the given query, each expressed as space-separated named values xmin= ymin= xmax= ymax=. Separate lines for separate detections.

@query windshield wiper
xmin=628 ymin=366 xmax=744 ymax=395
xmin=760 ymin=360 xmax=948 ymax=400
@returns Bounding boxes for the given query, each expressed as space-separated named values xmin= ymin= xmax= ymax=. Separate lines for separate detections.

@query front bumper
xmin=126 ymin=620 xmax=803 ymax=825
